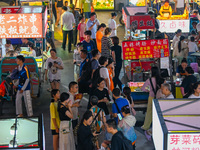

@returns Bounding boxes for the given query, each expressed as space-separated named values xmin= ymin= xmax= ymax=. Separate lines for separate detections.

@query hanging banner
xmin=0 ymin=13 xmax=43 ymax=38
xmin=122 ymin=39 xmax=170 ymax=60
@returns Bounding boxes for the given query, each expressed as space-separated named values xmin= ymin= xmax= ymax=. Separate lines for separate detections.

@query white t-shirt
xmin=188 ymin=94 xmax=200 ymax=98
xmin=176 ymin=0 xmax=185 ymax=8
xmin=100 ymin=67 xmax=110 ymax=88
xmin=45 ymin=57 xmax=64 ymax=82
xmin=108 ymin=18 xmax=117 ymax=37
xmin=30 ymin=50 xmax=36 ymax=57
xmin=61 ymin=11 xmax=75 ymax=31
xmin=68 ymin=92 xmax=78 ymax=120
xmin=166 ymin=94 xmax=174 ymax=99
xmin=188 ymin=41 xmax=198 ymax=53
xmin=172 ymin=35 xmax=179 ymax=49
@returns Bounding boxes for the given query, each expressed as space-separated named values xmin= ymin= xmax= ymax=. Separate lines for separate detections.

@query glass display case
xmin=0 ymin=115 xmax=45 ymax=150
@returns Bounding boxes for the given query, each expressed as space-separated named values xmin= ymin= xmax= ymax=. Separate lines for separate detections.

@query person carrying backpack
xmin=89 ymin=96 xmax=106 ymax=149
xmin=118 ymin=106 xmax=137 ymax=150
xmin=102 ymin=119 xmax=133 ymax=150
xmin=92 ymin=56 xmax=110 ymax=92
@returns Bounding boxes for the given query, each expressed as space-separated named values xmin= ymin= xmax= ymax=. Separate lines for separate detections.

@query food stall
xmin=122 ymin=39 xmax=170 ymax=110
xmin=153 ymin=99 xmax=200 ymax=150
xmin=0 ymin=115 xmax=45 ymax=149
xmin=0 ymin=5 xmax=48 ymax=69
xmin=122 ymin=6 xmax=151 ymax=40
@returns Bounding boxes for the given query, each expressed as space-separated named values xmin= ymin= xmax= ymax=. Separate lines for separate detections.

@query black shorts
xmin=51 ymin=130 xmax=59 ymax=135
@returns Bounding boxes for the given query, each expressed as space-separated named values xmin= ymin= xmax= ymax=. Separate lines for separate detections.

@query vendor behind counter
xmin=176 ymin=58 xmax=187 ymax=77
xmin=159 ymin=0 xmax=172 ymax=19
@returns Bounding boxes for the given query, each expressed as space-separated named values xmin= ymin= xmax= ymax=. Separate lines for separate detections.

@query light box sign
xmin=168 ymin=133 xmax=200 ymax=150
xmin=130 ymin=15 xmax=155 ymax=29
xmin=159 ymin=20 xmax=190 ymax=33
xmin=122 ymin=39 xmax=169 ymax=60
xmin=0 ymin=13 xmax=43 ymax=38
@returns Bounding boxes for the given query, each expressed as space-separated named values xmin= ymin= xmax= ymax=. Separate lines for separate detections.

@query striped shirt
xmin=101 ymin=36 xmax=113 ymax=58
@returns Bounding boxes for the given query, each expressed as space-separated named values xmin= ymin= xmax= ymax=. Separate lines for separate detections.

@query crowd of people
xmin=6 ymin=0 xmax=200 ymax=149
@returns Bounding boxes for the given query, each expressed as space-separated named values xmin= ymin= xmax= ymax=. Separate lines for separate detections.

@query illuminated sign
xmin=122 ymin=39 xmax=169 ymax=60
xmin=0 ymin=13 xmax=43 ymax=38
xmin=159 ymin=20 xmax=190 ymax=33
xmin=168 ymin=133 xmax=200 ymax=150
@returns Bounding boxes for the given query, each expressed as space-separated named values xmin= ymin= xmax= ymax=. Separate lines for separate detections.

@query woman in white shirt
xmin=188 ymin=36 xmax=198 ymax=56
xmin=173 ymin=36 xmax=188 ymax=63
xmin=28 ymin=43 xmax=36 ymax=57
xmin=172 ymin=29 xmax=182 ymax=50
xmin=108 ymin=12 xmax=118 ymax=37
xmin=188 ymin=82 xmax=200 ymax=98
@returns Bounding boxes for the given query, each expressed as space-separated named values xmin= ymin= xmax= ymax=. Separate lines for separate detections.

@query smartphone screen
xmin=117 ymin=113 xmax=122 ymax=120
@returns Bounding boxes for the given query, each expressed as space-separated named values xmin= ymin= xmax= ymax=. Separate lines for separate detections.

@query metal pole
xmin=168 ymin=38 xmax=174 ymax=95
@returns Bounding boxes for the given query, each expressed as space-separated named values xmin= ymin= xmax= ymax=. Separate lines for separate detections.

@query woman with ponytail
xmin=96 ymin=23 xmax=106 ymax=53
xmin=173 ymin=36 xmax=188 ymax=62
xmin=58 ymin=92 xmax=75 ymax=150
xmin=123 ymin=87 xmax=136 ymax=115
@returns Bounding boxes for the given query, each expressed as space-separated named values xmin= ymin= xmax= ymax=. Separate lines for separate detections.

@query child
xmin=123 ymin=87 xmax=136 ymax=116
xmin=50 ymin=89 xmax=60 ymax=150
xmin=89 ymin=95 xmax=106 ymax=149
xmin=188 ymin=82 xmax=200 ymax=98
xmin=82 ymin=30 xmax=96 ymax=59
xmin=77 ymin=16 xmax=86 ymax=42
xmin=188 ymin=36 xmax=198 ymax=56
xmin=111 ymin=36 xmax=122 ymax=90
xmin=161 ymin=83 xmax=174 ymax=99
xmin=118 ymin=105 xmax=137 ymax=150
xmin=73 ymin=43 xmax=83 ymax=82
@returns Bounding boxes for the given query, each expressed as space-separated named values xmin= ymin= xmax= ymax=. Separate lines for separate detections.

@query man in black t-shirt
xmin=102 ymin=119 xmax=123 ymax=150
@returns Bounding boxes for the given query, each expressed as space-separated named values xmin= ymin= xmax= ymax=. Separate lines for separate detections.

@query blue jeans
xmin=85 ymin=12 xmax=91 ymax=19
xmin=188 ymin=52 xmax=195 ymax=56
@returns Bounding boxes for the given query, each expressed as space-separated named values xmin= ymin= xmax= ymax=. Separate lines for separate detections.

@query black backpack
xmin=117 ymin=131 xmax=133 ymax=150
xmin=91 ymin=66 xmax=103 ymax=88
xmin=81 ymin=59 xmax=96 ymax=82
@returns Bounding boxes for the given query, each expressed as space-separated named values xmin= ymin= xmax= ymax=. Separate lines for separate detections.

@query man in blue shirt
xmin=82 ymin=30 xmax=96 ymax=59
xmin=15 ymin=55 xmax=33 ymax=117
xmin=112 ymin=88 xmax=129 ymax=124
xmin=86 ymin=12 xmax=98 ymax=46
xmin=79 ymin=49 xmax=88 ymax=77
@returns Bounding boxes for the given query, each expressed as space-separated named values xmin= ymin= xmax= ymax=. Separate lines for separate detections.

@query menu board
xmin=0 ymin=13 xmax=43 ymax=38
xmin=122 ymin=39 xmax=170 ymax=60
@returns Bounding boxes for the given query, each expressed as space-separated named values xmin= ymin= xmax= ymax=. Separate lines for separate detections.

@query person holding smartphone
xmin=58 ymin=92 xmax=75 ymax=150
xmin=77 ymin=110 xmax=99 ymax=150
xmin=112 ymin=88 xmax=129 ymax=124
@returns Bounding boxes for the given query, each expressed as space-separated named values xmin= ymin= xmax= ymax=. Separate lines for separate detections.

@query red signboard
xmin=0 ymin=13 xmax=43 ymax=38
xmin=1 ymin=8 xmax=22 ymax=14
xmin=122 ymin=39 xmax=169 ymax=60
xmin=130 ymin=15 xmax=155 ymax=29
